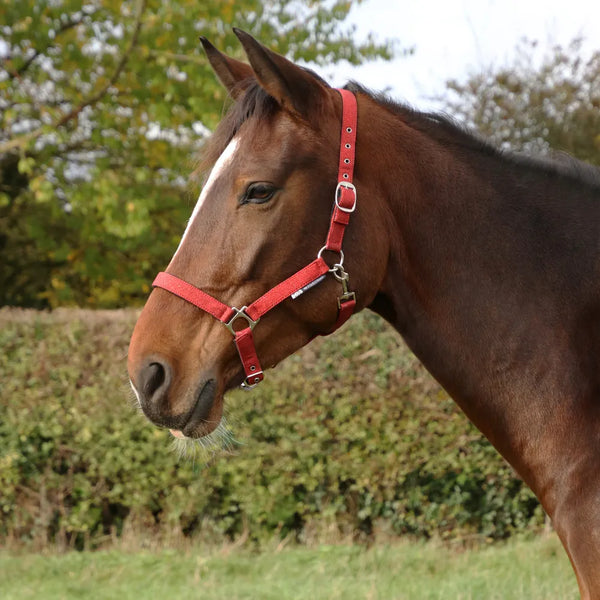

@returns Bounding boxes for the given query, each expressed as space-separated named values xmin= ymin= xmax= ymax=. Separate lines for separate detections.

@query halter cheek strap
xmin=152 ymin=89 xmax=358 ymax=388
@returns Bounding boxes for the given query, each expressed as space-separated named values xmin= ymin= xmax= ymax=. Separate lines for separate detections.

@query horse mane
xmin=197 ymin=78 xmax=600 ymax=192
xmin=346 ymin=81 xmax=600 ymax=192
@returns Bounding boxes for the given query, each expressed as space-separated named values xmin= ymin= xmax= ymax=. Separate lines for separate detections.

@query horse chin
xmin=168 ymin=367 xmax=250 ymax=440
xmin=171 ymin=413 xmax=222 ymax=440
xmin=170 ymin=378 xmax=224 ymax=439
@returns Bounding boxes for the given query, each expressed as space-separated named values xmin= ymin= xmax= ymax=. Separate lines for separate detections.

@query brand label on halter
xmin=290 ymin=275 xmax=327 ymax=300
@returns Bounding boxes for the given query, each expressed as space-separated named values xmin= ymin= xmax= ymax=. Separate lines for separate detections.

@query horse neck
xmin=365 ymin=103 xmax=600 ymax=462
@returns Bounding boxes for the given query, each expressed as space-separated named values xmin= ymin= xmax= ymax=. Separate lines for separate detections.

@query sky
xmin=328 ymin=0 xmax=600 ymax=110
xmin=2 ymin=0 xmax=598 ymax=111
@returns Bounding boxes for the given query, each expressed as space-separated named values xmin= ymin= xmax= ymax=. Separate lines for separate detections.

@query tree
xmin=444 ymin=39 xmax=600 ymax=165
xmin=0 ymin=0 xmax=397 ymax=307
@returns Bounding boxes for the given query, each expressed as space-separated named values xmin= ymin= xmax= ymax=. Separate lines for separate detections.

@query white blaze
xmin=170 ymin=137 xmax=240 ymax=262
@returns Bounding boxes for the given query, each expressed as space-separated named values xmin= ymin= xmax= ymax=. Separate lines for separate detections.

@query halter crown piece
xmin=152 ymin=89 xmax=358 ymax=388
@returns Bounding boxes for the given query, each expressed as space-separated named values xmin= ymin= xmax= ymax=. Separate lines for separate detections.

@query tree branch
xmin=5 ymin=14 xmax=92 ymax=81
xmin=54 ymin=0 xmax=147 ymax=128
xmin=13 ymin=50 xmax=40 ymax=78
xmin=0 ymin=0 xmax=147 ymax=155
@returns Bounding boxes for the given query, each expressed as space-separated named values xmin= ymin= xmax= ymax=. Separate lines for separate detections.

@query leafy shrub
xmin=0 ymin=308 xmax=544 ymax=549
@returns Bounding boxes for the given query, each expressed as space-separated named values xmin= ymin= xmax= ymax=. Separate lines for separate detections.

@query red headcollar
xmin=153 ymin=89 xmax=358 ymax=387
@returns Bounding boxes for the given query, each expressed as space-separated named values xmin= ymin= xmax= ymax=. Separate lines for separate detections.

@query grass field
xmin=0 ymin=536 xmax=577 ymax=600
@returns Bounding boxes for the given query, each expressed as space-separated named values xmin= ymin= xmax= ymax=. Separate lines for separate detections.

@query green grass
xmin=0 ymin=536 xmax=577 ymax=600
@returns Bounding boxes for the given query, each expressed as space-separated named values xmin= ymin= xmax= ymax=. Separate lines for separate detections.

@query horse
xmin=128 ymin=29 xmax=600 ymax=598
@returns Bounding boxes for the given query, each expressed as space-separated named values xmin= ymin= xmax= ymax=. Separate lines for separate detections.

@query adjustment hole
xmin=346 ymin=127 xmax=353 ymax=133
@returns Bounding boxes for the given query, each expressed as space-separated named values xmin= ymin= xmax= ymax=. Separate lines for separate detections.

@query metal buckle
xmin=330 ymin=264 xmax=356 ymax=308
xmin=224 ymin=306 xmax=259 ymax=336
xmin=241 ymin=371 xmax=264 ymax=390
xmin=335 ymin=182 xmax=357 ymax=213
xmin=337 ymin=291 xmax=356 ymax=309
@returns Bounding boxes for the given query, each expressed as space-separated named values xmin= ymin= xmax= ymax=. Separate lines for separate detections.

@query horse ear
xmin=233 ymin=28 xmax=328 ymax=118
xmin=200 ymin=36 xmax=255 ymax=100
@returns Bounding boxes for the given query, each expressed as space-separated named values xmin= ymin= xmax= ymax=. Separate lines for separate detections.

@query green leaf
xmin=1 ymin=0 xmax=402 ymax=308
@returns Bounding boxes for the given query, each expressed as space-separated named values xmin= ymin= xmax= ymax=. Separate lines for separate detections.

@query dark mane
xmin=346 ymin=81 xmax=600 ymax=192
xmin=198 ymin=79 xmax=600 ymax=192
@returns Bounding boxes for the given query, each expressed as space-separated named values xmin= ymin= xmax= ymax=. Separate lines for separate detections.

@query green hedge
xmin=0 ymin=308 xmax=544 ymax=549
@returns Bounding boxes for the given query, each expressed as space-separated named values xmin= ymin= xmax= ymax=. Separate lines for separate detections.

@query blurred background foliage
xmin=2 ymin=2 xmax=599 ymax=310
xmin=0 ymin=309 xmax=544 ymax=550
xmin=444 ymin=38 xmax=600 ymax=163
xmin=0 ymin=0 xmax=395 ymax=308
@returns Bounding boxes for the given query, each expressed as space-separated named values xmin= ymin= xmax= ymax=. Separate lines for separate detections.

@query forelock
xmin=196 ymin=82 xmax=280 ymax=177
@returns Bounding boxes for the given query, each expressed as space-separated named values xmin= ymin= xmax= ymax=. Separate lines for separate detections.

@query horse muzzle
xmin=130 ymin=357 xmax=222 ymax=438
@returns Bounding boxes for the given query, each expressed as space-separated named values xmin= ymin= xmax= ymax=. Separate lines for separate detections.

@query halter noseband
xmin=152 ymin=89 xmax=358 ymax=388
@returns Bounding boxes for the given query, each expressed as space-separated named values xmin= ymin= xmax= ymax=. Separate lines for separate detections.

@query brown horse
xmin=128 ymin=30 xmax=600 ymax=597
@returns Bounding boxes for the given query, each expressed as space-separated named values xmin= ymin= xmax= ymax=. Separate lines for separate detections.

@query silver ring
xmin=317 ymin=246 xmax=344 ymax=268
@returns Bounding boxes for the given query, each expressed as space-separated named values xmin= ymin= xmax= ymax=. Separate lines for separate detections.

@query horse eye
xmin=242 ymin=183 xmax=277 ymax=205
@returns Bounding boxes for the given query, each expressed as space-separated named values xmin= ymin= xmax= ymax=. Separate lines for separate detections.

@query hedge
xmin=0 ymin=308 xmax=544 ymax=549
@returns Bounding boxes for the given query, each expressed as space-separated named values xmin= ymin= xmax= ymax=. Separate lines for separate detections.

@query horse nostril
xmin=140 ymin=361 xmax=170 ymax=402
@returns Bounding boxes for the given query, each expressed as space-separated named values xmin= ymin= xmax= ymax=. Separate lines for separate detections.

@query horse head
xmin=127 ymin=30 xmax=388 ymax=438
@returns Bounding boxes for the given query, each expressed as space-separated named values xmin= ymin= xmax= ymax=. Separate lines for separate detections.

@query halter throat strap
xmin=152 ymin=89 xmax=358 ymax=388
